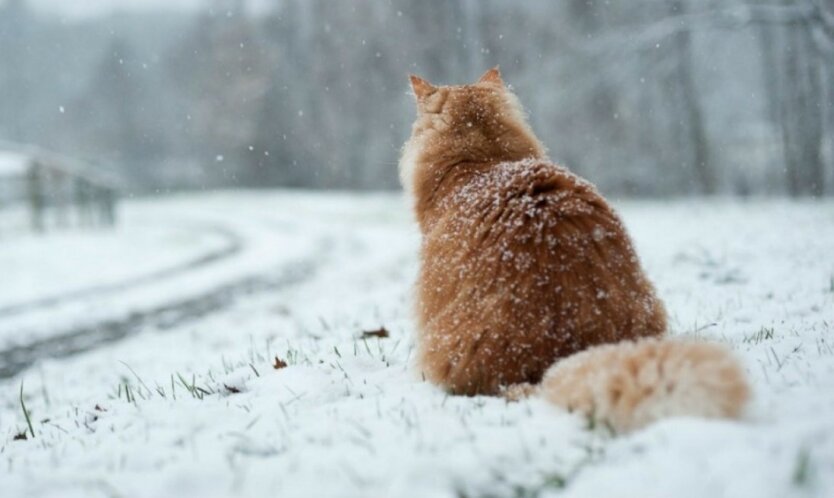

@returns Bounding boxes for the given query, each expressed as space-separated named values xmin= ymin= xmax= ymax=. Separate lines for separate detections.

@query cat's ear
xmin=477 ymin=66 xmax=504 ymax=86
xmin=409 ymin=74 xmax=436 ymax=101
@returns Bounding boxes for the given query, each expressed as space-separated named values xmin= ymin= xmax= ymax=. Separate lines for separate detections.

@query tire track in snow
xmin=0 ymin=223 xmax=243 ymax=317
xmin=0 ymin=242 xmax=328 ymax=379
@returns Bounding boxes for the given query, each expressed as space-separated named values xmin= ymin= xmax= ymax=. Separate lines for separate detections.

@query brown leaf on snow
xmin=273 ymin=356 xmax=288 ymax=369
xmin=362 ymin=327 xmax=389 ymax=339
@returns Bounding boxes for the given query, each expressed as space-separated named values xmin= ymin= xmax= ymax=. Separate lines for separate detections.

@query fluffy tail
xmin=531 ymin=338 xmax=750 ymax=432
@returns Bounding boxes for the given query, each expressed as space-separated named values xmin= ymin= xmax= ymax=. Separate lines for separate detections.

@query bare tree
xmin=0 ymin=0 xmax=32 ymax=142
xmin=0 ymin=0 xmax=831 ymax=195
xmin=668 ymin=0 xmax=715 ymax=194
xmin=753 ymin=0 xmax=826 ymax=196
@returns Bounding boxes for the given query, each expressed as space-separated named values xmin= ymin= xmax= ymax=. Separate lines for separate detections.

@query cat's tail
xmin=510 ymin=338 xmax=750 ymax=432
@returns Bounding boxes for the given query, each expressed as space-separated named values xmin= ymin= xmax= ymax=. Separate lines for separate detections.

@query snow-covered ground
xmin=0 ymin=216 xmax=231 ymax=311
xmin=1 ymin=191 xmax=832 ymax=498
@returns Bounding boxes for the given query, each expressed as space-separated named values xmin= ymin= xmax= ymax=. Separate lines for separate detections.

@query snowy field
xmin=1 ymin=191 xmax=833 ymax=498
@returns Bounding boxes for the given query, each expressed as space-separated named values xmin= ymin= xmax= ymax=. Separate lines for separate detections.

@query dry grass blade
xmin=19 ymin=382 xmax=36 ymax=439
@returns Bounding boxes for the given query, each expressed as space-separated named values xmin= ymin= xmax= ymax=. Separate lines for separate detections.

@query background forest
xmin=1 ymin=0 xmax=832 ymax=196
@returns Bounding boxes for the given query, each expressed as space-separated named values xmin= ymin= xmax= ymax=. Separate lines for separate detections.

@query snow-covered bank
xmin=1 ymin=192 xmax=832 ymax=497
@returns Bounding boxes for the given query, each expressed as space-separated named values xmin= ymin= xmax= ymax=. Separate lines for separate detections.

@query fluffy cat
xmin=400 ymin=67 xmax=749 ymax=431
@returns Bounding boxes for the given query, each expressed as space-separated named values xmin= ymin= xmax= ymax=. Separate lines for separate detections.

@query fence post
xmin=102 ymin=187 xmax=117 ymax=227
xmin=74 ymin=177 xmax=93 ymax=227
xmin=26 ymin=162 xmax=44 ymax=233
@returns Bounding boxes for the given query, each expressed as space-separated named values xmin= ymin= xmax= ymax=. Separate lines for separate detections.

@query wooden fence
xmin=0 ymin=144 xmax=119 ymax=233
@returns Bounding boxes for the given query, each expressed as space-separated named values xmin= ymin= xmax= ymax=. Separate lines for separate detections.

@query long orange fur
xmin=400 ymin=68 xmax=749 ymax=431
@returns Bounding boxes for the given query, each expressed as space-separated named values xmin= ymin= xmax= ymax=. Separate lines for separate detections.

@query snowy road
xmin=1 ymin=192 xmax=833 ymax=498
xmin=0 ymin=194 xmax=327 ymax=352
xmin=0 ymin=223 xmax=243 ymax=316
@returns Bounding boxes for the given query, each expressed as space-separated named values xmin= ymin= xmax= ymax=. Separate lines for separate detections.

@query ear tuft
xmin=409 ymin=74 xmax=436 ymax=100
xmin=478 ymin=66 xmax=503 ymax=86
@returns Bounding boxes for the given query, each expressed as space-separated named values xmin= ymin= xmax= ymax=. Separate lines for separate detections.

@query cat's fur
xmin=400 ymin=68 xmax=749 ymax=431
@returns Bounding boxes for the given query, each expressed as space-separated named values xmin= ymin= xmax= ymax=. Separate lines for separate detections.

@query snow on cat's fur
xmin=400 ymin=67 xmax=749 ymax=431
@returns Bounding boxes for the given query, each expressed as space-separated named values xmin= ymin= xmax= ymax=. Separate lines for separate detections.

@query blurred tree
xmin=667 ymin=0 xmax=715 ymax=194
xmin=0 ymin=0 xmax=831 ymax=195
xmin=72 ymin=38 xmax=155 ymax=184
xmin=0 ymin=0 xmax=32 ymax=142
xmin=754 ymin=0 xmax=826 ymax=196
xmin=165 ymin=0 xmax=271 ymax=186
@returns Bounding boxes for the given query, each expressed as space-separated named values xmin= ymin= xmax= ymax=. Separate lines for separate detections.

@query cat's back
xmin=419 ymin=157 xmax=666 ymax=388
xmin=430 ymin=158 xmax=622 ymax=254
xmin=422 ymin=157 xmax=652 ymax=328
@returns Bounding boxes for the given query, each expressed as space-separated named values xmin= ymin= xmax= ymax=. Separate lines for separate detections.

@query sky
xmin=27 ymin=0 xmax=202 ymax=19
xmin=25 ymin=0 xmax=272 ymax=20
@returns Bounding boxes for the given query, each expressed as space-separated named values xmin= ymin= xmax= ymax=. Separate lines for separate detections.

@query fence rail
xmin=0 ymin=142 xmax=120 ymax=233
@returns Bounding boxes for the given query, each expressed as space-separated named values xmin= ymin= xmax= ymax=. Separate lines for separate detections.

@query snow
xmin=0 ymin=151 xmax=30 ymax=178
xmin=0 ymin=193 xmax=318 ymax=349
xmin=1 ymin=191 xmax=833 ymax=497
xmin=27 ymin=0 xmax=275 ymax=20
xmin=0 ymin=216 xmax=231 ymax=310
xmin=28 ymin=0 xmax=203 ymax=19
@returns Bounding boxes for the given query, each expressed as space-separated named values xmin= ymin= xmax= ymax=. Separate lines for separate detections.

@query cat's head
xmin=399 ymin=67 xmax=546 ymax=193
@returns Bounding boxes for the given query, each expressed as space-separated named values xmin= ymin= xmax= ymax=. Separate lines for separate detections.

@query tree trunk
xmin=781 ymin=21 xmax=825 ymax=197
xmin=669 ymin=0 xmax=716 ymax=194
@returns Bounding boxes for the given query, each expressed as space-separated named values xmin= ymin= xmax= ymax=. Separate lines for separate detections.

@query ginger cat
xmin=400 ymin=67 xmax=749 ymax=432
